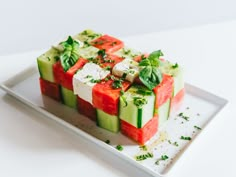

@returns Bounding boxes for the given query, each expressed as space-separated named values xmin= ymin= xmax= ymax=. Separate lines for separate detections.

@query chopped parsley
xmin=139 ymin=145 xmax=148 ymax=151
xmin=180 ymin=136 xmax=191 ymax=141
xmin=104 ymin=66 xmax=111 ymax=71
xmin=155 ymin=155 xmax=169 ymax=165
xmin=194 ymin=125 xmax=202 ymax=130
xmin=54 ymin=56 xmax=60 ymax=61
xmin=105 ymin=140 xmax=110 ymax=144
xmin=136 ymin=152 xmax=153 ymax=161
xmin=85 ymin=75 xmax=93 ymax=79
xmin=116 ymin=145 xmax=123 ymax=151
xmin=111 ymin=41 xmax=117 ymax=46
xmin=112 ymin=79 xmax=123 ymax=89
xmin=47 ymin=57 xmax=51 ymax=61
xmin=97 ymin=49 xmax=107 ymax=58
xmin=168 ymin=140 xmax=179 ymax=147
xmin=133 ymin=97 xmax=148 ymax=108
xmin=172 ymin=63 xmax=179 ymax=69
xmin=90 ymin=79 xmax=101 ymax=83
xmin=178 ymin=112 xmax=189 ymax=121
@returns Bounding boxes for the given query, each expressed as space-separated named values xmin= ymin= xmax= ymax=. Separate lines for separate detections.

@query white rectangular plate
xmin=0 ymin=65 xmax=227 ymax=176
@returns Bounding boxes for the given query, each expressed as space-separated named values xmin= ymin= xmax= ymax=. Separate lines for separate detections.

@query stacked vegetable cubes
xmin=37 ymin=30 xmax=184 ymax=145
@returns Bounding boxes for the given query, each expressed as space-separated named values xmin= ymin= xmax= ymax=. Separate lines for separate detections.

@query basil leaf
xmin=139 ymin=66 xmax=162 ymax=90
xmin=138 ymin=50 xmax=163 ymax=90
xmin=148 ymin=50 xmax=163 ymax=67
xmin=60 ymin=36 xmax=80 ymax=71
xmin=139 ymin=58 xmax=151 ymax=66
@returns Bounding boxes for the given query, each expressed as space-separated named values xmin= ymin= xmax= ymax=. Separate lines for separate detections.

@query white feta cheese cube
xmin=112 ymin=59 xmax=139 ymax=82
xmin=73 ymin=63 xmax=110 ymax=104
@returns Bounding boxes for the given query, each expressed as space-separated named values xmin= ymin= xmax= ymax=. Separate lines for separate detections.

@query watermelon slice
xmin=53 ymin=58 xmax=87 ymax=90
xmin=121 ymin=116 xmax=158 ymax=145
xmin=91 ymin=34 xmax=124 ymax=53
xmin=39 ymin=78 xmax=61 ymax=101
xmin=92 ymin=78 xmax=131 ymax=115
xmin=170 ymin=88 xmax=185 ymax=116
xmin=153 ymin=74 xmax=173 ymax=111
xmin=77 ymin=96 xmax=97 ymax=122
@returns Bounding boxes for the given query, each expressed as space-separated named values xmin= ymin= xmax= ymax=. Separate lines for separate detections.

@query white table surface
xmin=0 ymin=21 xmax=235 ymax=177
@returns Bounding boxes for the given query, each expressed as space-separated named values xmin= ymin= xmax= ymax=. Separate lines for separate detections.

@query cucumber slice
xmin=157 ymin=98 xmax=170 ymax=127
xmin=119 ymin=85 xmax=155 ymax=128
xmin=74 ymin=29 xmax=102 ymax=42
xmin=114 ymin=46 xmax=141 ymax=60
xmin=159 ymin=61 xmax=184 ymax=97
xmin=78 ymin=46 xmax=99 ymax=59
xmin=61 ymin=86 xmax=77 ymax=109
xmin=37 ymin=48 xmax=60 ymax=83
xmin=97 ymin=109 xmax=120 ymax=133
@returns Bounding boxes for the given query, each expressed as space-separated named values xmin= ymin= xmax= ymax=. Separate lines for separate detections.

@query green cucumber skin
xmin=61 ymin=87 xmax=77 ymax=109
xmin=37 ymin=48 xmax=60 ymax=83
xmin=157 ymin=99 xmax=170 ymax=127
xmin=159 ymin=60 xmax=184 ymax=97
xmin=97 ymin=109 xmax=120 ymax=133
xmin=119 ymin=86 xmax=155 ymax=128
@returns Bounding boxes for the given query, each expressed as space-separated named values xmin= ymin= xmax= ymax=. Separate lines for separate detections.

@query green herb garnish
xmin=194 ymin=125 xmax=202 ymax=130
xmin=139 ymin=50 xmax=163 ymax=90
xmin=178 ymin=112 xmax=189 ymax=121
xmin=136 ymin=152 xmax=153 ymax=161
xmin=180 ymin=136 xmax=191 ymax=141
xmin=97 ymin=49 xmax=107 ymax=58
xmin=168 ymin=140 xmax=179 ymax=147
xmin=116 ymin=145 xmax=123 ymax=151
xmin=105 ymin=140 xmax=110 ymax=144
xmin=133 ymin=96 xmax=147 ymax=108
xmin=139 ymin=145 xmax=148 ymax=151
xmin=155 ymin=155 xmax=169 ymax=165
xmin=90 ymin=79 xmax=101 ymax=83
xmin=104 ymin=66 xmax=111 ymax=71
xmin=172 ymin=63 xmax=179 ymax=69
xmin=60 ymin=36 xmax=80 ymax=71
xmin=112 ymin=79 xmax=123 ymax=89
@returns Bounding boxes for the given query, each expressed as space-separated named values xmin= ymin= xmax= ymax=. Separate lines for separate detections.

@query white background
xmin=1 ymin=0 xmax=236 ymax=55
xmin=1 ymin=1 xmax=236 ymax=177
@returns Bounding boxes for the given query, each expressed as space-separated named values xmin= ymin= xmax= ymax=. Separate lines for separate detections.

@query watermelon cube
xmin=77 ymin=96 xmax=97 ymax=122
xmin=170 ymin=88 xmax=185 ymax=116
xmin=53 ymin=58 xmax=88 ymax=90
xmin=121 ymin=116 xmax=158 ymax=145
xmin=39 ymin=78 xmax=61 ymax=101
xmin=92 ymin=78 xmax=131 ymax=115
xmin=91 ymin=34 xmax=124 ymax=53
xmin=153 ymin=74 xmax=173 ymax=109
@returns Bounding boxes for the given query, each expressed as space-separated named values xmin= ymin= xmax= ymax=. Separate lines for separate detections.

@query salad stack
xmin=37 ymin=30 xmax=184 ymax=144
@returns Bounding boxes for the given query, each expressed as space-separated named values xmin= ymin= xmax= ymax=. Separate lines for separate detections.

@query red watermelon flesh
xmin=121 ymin=116 xmax=158 ymax=145
xmin=39 ymin=78 xmax=61 ymax=101
xmin=77 ymin=96 xmax=97 ymax=122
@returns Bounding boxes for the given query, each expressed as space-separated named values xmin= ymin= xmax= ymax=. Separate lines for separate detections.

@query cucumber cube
xmin=74 ymin=29 xmax=102 ymax=42
xmin=37 ymin=48 xmax=60 ymax=83
xmin=61 ymin=86 xmax=77 ymax=109
xmin=119 ymin=85 xmax=155 ymax=128
xmin=156 ymin=98 xmax=170 ymax=127
xmin=97 ymin=109 xmax=120 ymax=133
